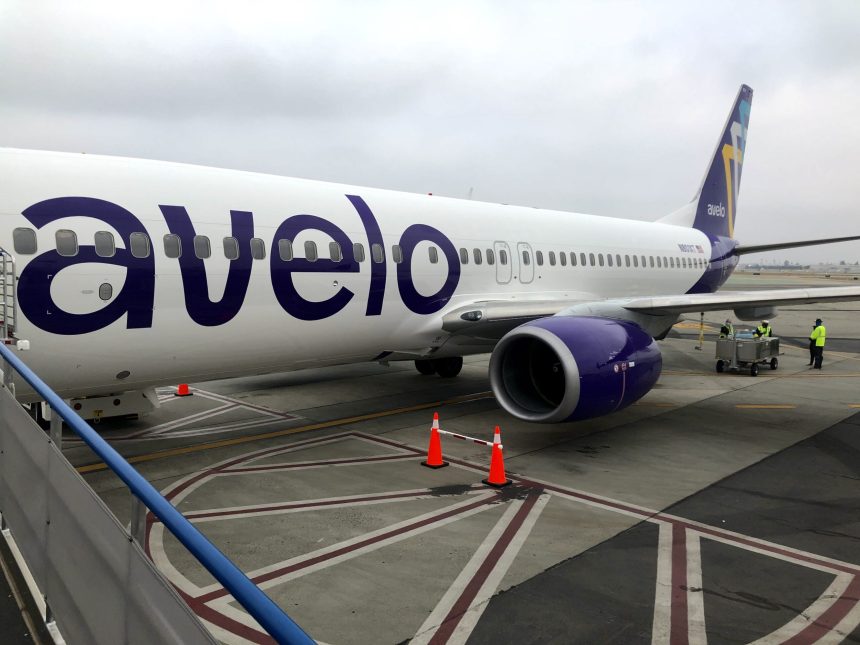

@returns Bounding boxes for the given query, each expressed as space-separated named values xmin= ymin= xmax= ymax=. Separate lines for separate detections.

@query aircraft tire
xmin=770 ymin=357 xmax=778 ymax=370
xmin=434 ymin=357 xmax=463 ymax=378
xmin=415 ymin=360 xmax=436 ymax=375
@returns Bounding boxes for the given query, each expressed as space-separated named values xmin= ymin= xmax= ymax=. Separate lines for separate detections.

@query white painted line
xmin=197 ymin=492 xmax=499 ymax=595
xmin=437 ymin=493 xmax=551 ymax=645
xmin=651 ymin=522 xmax=673 ymax=645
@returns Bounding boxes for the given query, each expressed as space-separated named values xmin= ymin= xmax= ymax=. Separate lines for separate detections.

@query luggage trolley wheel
xmin=750 ymin=363 xmax=759 ymax=377
xmin=770 ymin=357 xmax=778 ymax=370
xmin=716 ymin=360 xmax=725 ymax=373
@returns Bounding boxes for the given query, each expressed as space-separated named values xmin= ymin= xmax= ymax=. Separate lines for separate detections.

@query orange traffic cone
xmin=421 ymin=412 xmax=448 ymax=469
xmin=483 ymin=425 xmax=510 ymax=487
xmin=175 ymin=383 xmax=192 ymax=397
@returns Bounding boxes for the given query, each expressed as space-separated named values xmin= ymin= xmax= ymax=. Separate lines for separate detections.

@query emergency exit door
xmin=516 ymin=242 xmax=534 ymax=284
xmin=493 ymin=241 xmax=512 ymax=284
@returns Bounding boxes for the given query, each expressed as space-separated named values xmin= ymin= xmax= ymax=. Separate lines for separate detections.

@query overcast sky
xmin=2 ymin=0 xmax=859 ymax=263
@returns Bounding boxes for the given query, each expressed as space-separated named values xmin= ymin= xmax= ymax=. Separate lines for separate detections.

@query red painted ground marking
xmin=179 ymin=488 xmax=479 ymax=521
xmin=162 ymin=432 xmax=355 ymax=501
xmin=223 ymin=453 xmax=414 ymax=474
xmin=781 ymin=575 xmax=860 ymax=644
xmin=429 ymin=492 xmax=541 ymax=645
xmin=179 ymin=587 xmax=273 ymax=644
xmin=670 ymin=523 xmax=689 ymax=645
xmin=194 ymin=495 xmax=500 ymax=604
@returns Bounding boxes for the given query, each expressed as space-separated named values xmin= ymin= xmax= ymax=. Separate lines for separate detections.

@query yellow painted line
xmin=77 ymin=390 xmax=494 ymax=474
xmin=735 ymin=404 xmax=797 ymax=410
xmin=849 ymin=404 xmax=860 ymax=408
xmin=632 ymin=402 xmax=676 ymax=408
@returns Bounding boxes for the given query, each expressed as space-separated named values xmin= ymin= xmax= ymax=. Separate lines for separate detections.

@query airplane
xmin=2 ymin=83 xmax=860 ymax=424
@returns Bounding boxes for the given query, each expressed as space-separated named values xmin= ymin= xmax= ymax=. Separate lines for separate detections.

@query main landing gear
xmin=415 ymin=357 xmax=463 ymax=378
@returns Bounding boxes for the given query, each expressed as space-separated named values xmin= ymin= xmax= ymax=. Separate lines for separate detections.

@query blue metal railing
xmin=0 ymin=343 xmax=314 ymax=645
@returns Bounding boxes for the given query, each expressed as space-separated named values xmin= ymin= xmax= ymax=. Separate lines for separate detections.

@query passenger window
xmin=607 ymin=254 xmax=613 ymax=267
xmin=486 ymin=249 xmax=495 ymax=265
xmin=372 ymin=243 xmax=384 ymax=264
xmin=536 ymin=250 xmax=544 ymax=266
xmin=130 ymin=232 xmax=150 ymax=258
xmin=616 ymin=254 xmax=622 ymax=267
xmin=580 ymin=253 xmax=587 ymax=266
xmin=570 ymin=252 xmax=577 ymax=267
xmin=223 ymin=237 xmax=239 ymax=260
xmin=304 ymin=240 xmax=318 ymax=262
xmin=278 ymin=239 xmax=293 ymax=261
xmin=549 ymin=251 xmax=556 ymax=266
xmin=522 ymin=250 xmax=531 ymax=266
xmin=460 ymin=248 xmax=469 ymax=264
xmin=663 ymin=256 xmax=668 ymax=267
xmin=589 ymin=253 xmax=595 ymax=266
xmin=94 ymin=231 xmax=115 ymax=258
xmin=648 ymin=256 xmax=654 ymax=268
xmin=330 ymin=242 xmax=342 ymax=262
xmin=474 ymin=248 xmax=482 ymax=265
xmin=670 ymin=257 xmax=675 ymax=268
xmin=56 ymin=229 xmax=78 ymax=257
xmin=163 ymin=234 xmax=181 ymax=259
xmin=428 ymin=246 xmax=439 ymax=264
xmin=656 ymin=256 xmax=662 ymax=268
xmin=353 ymin=242 xmax=365 ymax=263
xmin=633 ymin=255 xmax=639 ymax=268
xmin=559 ymin=252 xmax=566 ymax=267
xmin=641 ymin=255 xmax=647 ymax=267
xmin=598 ymin=253 xmax=604 ymax=267
xmin=392 ymin=244 xmax=403 ymax=264
xmin=625 ymin=255 xmax=631 ymax=267
xmin=499 ymin=249 xmax=508 ymax=265
xmin=250 ymin=238 xmax=266 ymax=260
xmin=13 ymin=227 xmax=37 ymax=255
xmin=194 ymin=235 xmax=211 ymax=259
xmin=99 ymin=282 xmax=113 ymax=301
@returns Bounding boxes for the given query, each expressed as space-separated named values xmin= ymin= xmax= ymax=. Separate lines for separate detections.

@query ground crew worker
xmin=719 ymin=319 xmax=734 ymax=338
xmin=753 ymin=320 xmax=773 ymax=337
xmin=810 ymin=318 xmax=826 ymax=369
xmin=808 ymin=322 xmax=817 ymax=366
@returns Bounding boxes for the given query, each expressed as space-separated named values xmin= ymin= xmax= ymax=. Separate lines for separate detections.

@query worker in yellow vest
xmin=753 ymin=320 xmax=773 ymax=338
xmin=719 ymin=319 xmax=734 ymax=338
xmin=810 ymin=318 xmax=826 ymax=369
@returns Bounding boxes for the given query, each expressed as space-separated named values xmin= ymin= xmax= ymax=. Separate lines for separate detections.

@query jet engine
xmin=488 ymin=316 xmax=662 ymax=423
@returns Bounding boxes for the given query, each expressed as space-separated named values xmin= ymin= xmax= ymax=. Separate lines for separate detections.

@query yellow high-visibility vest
xmin=811 ymin=325 xmax=826 ymax=347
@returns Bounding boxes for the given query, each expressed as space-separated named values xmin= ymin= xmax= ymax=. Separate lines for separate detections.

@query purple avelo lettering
xmin=270 ymin=214 xmax=360 ymax=321
xmin=397 ymin=224 xmax=460 ymax=314
xmin=17 ymin=195 xmax=461 ymax=335
xmin=160 ymin=205 xmax=254 ymax=326
xmin=18 ymin=197 xmax=155 ymax=335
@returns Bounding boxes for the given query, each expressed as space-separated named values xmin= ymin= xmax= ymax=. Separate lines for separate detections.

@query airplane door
xmin=494 ymin=241 xmax=512 ymax=284
xmin=516 ymin=242 xmax=534 ymax=284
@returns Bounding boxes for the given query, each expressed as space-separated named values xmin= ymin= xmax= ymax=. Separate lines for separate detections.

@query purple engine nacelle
xmin=488 ymin=316 xmax=662 ymax=423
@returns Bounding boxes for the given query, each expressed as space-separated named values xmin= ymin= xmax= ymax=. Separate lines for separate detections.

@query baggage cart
xmin=715 ymin=336 xmax=780 ymax=376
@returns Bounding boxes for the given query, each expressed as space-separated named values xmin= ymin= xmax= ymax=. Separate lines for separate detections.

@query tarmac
xmin=2 ymin=271 xmax=859 ymax=644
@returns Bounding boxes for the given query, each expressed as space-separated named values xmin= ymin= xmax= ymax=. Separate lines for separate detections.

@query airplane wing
xmin=439 ymin=285 xmax=860 ymax=339
xmin=622 ymin=285 xmax=860 ymax=315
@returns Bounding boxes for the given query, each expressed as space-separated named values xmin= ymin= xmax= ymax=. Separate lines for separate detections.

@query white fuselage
xmin=0 ymin=149 xmax=711 ymax=399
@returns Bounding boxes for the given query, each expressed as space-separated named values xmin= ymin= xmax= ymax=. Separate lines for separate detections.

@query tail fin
xmin=660 ymin=84 xmax=753 ymax=239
